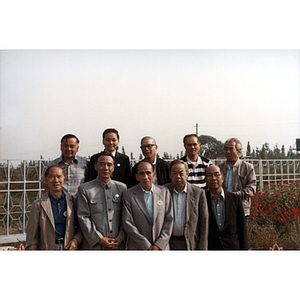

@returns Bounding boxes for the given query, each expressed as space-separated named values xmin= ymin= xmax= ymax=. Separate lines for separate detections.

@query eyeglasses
xmin=140 ymin=144 xmax=156 ymax=150
xmin=205 ymin=173 xmax=222 ymax=179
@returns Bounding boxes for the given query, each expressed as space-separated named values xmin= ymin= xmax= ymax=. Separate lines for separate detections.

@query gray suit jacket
xmin=77 ymin=178 xmax=127 ymax=250
xmin=164 ymin=182 xmax=209 ymax=250
xmin=122 ymin=184 xmax=173 ymax=250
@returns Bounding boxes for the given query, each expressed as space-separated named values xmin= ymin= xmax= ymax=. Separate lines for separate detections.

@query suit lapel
xmin=133 ymin=186 xmax=152 ymax=224
xmin=185 ymin=183 xmax=194 ymax=224
xmin=152 ymin=185 xmax=163 ymax=225
xmin=65 ymin=193 xmax=73 ymax=232
xmin=40 ymin=193 xmax=55 ymax=230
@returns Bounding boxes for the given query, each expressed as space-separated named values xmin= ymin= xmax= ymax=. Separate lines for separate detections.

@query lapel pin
xmin=157 ymin=200 xmax=163 ymax=206
xmin=117 ymin=163 xmax=121 ymax=167
xmin=115 ymin=194 xmax=119 ymax=198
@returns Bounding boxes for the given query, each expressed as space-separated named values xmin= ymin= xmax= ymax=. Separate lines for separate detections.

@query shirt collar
xmin=96 ymin=177 xmax=111 ymax=189
xmin=210 ymin=188 xmax=225 ymax=200
xmin=49 ymin=190 xmax=65 ymax=201
xmin=59 ymin=154 xmax=78 ymax=164
xmin=173 ymin=183 xmax=187 ymax=194
xmin=186 ymin=155 xmax=202 ymax=165
xmin=141 ymin=184 xmax=153 ymax=194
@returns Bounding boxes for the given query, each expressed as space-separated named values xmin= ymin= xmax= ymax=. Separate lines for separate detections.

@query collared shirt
xmin=172 ymin=184 xmax=187 ymax=237
xmin=210 ymin=189 xmax=226 ymax=231
xmin=141 ymin=185 xmax=154 ymax=223
xmin=41 ymin=154 xmax=88 ymax=196
xmin=49 ymin=191 xmax=67 ymax=239
xmin=225 ymin=162 xmax=233 ymax=192
xmin=152 ymin=155 xmax=158 ymax=185
xmin=183 ymin=155 xmax=212 ymax=189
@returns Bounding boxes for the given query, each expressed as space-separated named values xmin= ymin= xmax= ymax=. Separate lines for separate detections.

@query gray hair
xmin=169 ymin=159 xmax=189 ymax=173
xmin=224 ymin=138 xmax=242 ymax=151
xmin=140 ymin=136 xmax=156 ymax=145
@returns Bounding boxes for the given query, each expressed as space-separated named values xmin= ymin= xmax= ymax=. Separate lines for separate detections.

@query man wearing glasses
xmin=131 ymin=136 xmax=171 ymax=186
xmin=204 ymin=165 xmax=248 ymax=250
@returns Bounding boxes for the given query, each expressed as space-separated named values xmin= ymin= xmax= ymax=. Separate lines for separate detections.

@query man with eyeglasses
xmin=204 ymin=165 xmax=248 ymax=250
xmin=131 ymin=136 xmax=171 ymax=186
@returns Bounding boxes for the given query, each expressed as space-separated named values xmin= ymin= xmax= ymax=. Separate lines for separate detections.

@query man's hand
xmin=98 ymin=237 xmax=123 ymax=250
xmin=149 ymin=245 xmax=160 ymax=251
xmin=65 ymin=238 xmax=79 ymax=250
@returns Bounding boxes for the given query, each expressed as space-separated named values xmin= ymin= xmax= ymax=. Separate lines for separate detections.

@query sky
xmin=0 ymin=50 xmax=299 ymax=160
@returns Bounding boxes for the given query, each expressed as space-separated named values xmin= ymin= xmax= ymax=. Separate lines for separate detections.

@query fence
xmin=0 ymin=158 xmax=300 ymax=239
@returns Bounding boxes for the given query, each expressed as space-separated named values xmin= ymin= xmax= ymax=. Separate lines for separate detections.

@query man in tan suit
xmin=164 ymin=159 xmax=208 ymax=250
xmin=122 ymin=161 xmax=173 ymax=250
xmin=26 ymin=166 xmax=83 ymax=250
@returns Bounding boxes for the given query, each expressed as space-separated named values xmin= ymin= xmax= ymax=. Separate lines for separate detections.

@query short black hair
xmin=183 ymin=134 xmax=200 ymax=144
xmin=60 ymin=134 xmax=79 ymax=144
xmin=94 ymin=150 xmax=116 ymax=165
xmin=44 ymin=165 xmax=65 ymax=177
xmin=102 ymin=128 xmax=120 ymax=140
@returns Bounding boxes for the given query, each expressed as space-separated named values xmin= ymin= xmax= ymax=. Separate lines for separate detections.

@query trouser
xmin=169 ymin=236 xmax=187 ymax=250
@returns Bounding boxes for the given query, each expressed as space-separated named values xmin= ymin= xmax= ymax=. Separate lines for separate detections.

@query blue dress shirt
xmin=225 ymin=163 xmax=233 ymax=192
xmin=172 ymin=184 xmax=187 ymax=236
xmin=142 ymin=186 xmax=154 ymax=223
xmin=49 ymin=191 xmax=67 ymax=239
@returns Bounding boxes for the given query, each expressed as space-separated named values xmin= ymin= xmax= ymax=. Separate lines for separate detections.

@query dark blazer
xmin=131 ymin=155 xmax=171 ymax=186
xmin=205 ymin=190 xmax=248 ymax=250
xmin=164 ymin=182 xmax=209 ymax=250
xmin=86 ymin=151 xmax=132 ymax=188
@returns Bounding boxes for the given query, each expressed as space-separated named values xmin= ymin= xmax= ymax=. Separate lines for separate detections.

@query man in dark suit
xmin=131 ymin=136 xmax=171 ymax=186
xmin=204 ymin=165 xmax=248 ymax=250
xmin=164 ymin=159 xmax=208 ymax=250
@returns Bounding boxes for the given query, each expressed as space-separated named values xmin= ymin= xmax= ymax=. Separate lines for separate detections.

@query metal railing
xmin=0 ymin=158 xmax=299 ymax=238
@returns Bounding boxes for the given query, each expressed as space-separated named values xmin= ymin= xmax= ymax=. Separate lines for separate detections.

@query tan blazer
xmin=25 ymin=191 xmax=83 ymax=250
xmin=122 ymin=184 xmax=173 ymax=250
xmin=164 ymin=182 xmax=209 ymax=250
xmin=218 ymin=159 xmax=257 ymax=215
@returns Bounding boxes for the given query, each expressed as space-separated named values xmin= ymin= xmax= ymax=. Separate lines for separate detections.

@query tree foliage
xmin=198 ymin=135 xmax=224 ymax=159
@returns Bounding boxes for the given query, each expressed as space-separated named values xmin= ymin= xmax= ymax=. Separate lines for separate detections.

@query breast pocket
xmin=90 ymin=200 xmax=103 ymax=213
xmin=112 ymin=196 xmax=122 ymax=211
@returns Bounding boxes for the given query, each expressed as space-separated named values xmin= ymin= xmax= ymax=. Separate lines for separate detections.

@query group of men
xmin=25 ymin=130 xmax=257 ymax=251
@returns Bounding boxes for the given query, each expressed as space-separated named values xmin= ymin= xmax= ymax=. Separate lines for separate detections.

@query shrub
xmin=248 ymin=181 xmax=300 ymax=250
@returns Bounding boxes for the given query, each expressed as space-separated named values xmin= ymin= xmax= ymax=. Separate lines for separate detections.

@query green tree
xmin=199 ymin=135 xmax=224 ymax=159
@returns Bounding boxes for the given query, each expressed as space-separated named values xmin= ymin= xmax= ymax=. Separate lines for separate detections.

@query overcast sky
xmin=0 ymin=50 xmax=299 ymax=160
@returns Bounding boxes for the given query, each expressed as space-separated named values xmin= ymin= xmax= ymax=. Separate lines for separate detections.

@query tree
xmin=246 ymin=141 xmax=251 ymax=157
xmin=199 ymin=135 xmax=224 ymax=159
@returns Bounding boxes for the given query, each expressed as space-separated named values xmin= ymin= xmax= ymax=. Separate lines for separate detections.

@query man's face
xmin=94 ymin=155 xmax=115 ymax=183
xmin=103 ymin=132 xmax=119 ymax=153
xmin=224 ymin=141 xmax=240 ymax=164
xmin=135 ymin=162 xmax=155 ymax=191
xmin=140 ymin=138 xmax=158 ymax=160
xmin=184 ymin=136 xmax=201 ymax=158
xmin=170 ymin=163 xmax=188 ymax=189
xmin=205 ymin=165 xmax=224 ymax=191
xmin=60 ymin=138 xmax=79 ymax=161
xmin=44 ymin=167 xmax=66 ymax=194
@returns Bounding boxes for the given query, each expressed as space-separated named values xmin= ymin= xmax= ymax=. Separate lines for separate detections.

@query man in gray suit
xmin=122 ymin=161 xmax=173 ymax=250
xmin=165 ymin=159 xmax=209 ymax=250
xmin=77 ymin=151 xmax=127 ymax=250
